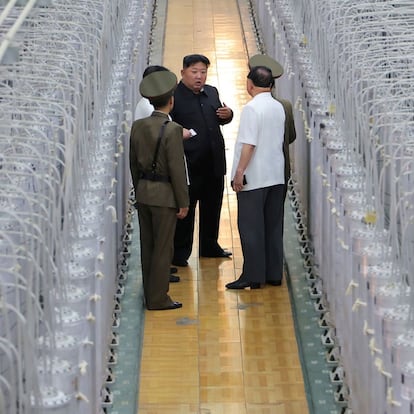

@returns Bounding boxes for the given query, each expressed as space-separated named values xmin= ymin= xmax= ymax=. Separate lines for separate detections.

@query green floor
xmin=106 ymin=213 xmax=144 ymax=414
xmin=283 ymin=196 xmax=343 ymax=414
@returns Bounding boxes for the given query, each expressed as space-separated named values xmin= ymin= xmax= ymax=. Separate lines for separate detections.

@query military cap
xmin=248 ymin=54 xmax=284 ymax=79
xmin=139 ymin=70 xmax=177 ymax=99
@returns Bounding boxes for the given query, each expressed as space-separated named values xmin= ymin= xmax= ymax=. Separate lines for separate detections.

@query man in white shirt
xmin=134 ymin=92 xmax=155 ymax=120
xmin=226 ymin=65 xmax=286 ymax=289
xmin=135 ymin=65 xmax=193 ymax=141
xmin=248 ymin=54 xmax=296 ymax=200
xmin=134 ymin=66 xmax=168 ymax=119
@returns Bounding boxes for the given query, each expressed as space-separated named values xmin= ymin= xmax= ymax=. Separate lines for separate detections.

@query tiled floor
xmin=136 ymin=0 xmax=308 ymax=413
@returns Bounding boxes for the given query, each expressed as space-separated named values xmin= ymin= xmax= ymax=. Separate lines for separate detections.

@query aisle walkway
xmin=136 ymin=1 xmax=308 ymax=413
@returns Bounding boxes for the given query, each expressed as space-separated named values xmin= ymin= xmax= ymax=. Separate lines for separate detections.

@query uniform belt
xmin=139 ymin=172 xmax=171 ymax=183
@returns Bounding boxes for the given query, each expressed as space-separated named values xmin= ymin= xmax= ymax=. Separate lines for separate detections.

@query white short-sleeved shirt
xmin=231 ymin=92 xmax=285 ymax=191
xmin=134 ymin=97 xmax=154 ymax=120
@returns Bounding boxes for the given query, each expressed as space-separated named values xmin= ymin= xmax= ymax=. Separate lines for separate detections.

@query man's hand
xmin=183 ymin=128 xmax=192 ymax=140
xmin=231 ymin=173 xmax=245 ymax=193
xmin=176 ymin=207 xmax=189 ymax=219
xmin=216 ymin=103 xmax=232 ymax=120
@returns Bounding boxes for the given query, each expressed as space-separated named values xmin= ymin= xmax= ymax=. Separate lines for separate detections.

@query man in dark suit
xmin=248 ymin=54 xmax=296 ymax=197
xmin=170 ymin=54 xmax=234 ymax=267
xmin=129 ymin=71 xmax=189 ymax=310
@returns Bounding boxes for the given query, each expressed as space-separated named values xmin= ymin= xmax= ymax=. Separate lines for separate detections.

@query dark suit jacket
xmin=276 ymin=98 xmax=296 ymax=182
xmin=129 ymin=111 xmax=189 ymax=209
xmin=170 ymin=81 xmax=233 ymax=177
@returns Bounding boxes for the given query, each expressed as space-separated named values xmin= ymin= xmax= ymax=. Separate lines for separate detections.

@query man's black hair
xmin=182 ymin=54 xmax=210 ymax=68
xmin=142 ymin=65 xmax=169 ymax=79
xmin=247 ymin=66 xmax=274 ymax=88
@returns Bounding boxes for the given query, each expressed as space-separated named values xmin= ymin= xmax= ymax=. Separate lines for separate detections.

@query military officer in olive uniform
xmin=248 ymin=54 xmax=296 ymax=196
xmin=129 ymin=71 xmax=189 ymax=310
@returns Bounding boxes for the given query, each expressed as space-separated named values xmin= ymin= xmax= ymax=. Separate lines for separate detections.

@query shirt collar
xmin=180 ymin=80 xmax=208 ymax=96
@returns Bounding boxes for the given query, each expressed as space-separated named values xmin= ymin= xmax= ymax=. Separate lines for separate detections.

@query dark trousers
xmin=137 ymin=203 xmax=177 ymax=309
xmin=173 ymin=174 xmax=224 ymax=261
xmin=237 ymin=184 xmax=285 ymax=284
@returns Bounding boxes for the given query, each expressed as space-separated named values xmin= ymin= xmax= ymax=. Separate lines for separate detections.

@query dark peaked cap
xmin=248 ymin=54 xmax=284 ymax=79
xmin=139 ymin=70 xmax=177 ymax=99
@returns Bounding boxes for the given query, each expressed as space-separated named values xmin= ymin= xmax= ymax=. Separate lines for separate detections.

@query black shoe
xmin=148 ymin=301 xmax=183 ymax=310
xmin=170 ymin=267 xmax=178 ymax=274
xmin=201 ymin=249 xmax=232 ymax=258
xmin=266 ymin=279 xmax=282 ymax=286
xmin=172 ymin=258 xmax=188 ymax=267
xmin=225 ymin=280 xmax=261 ymax=289
xmin=169 ymin=274 xmax=180 ymax=283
